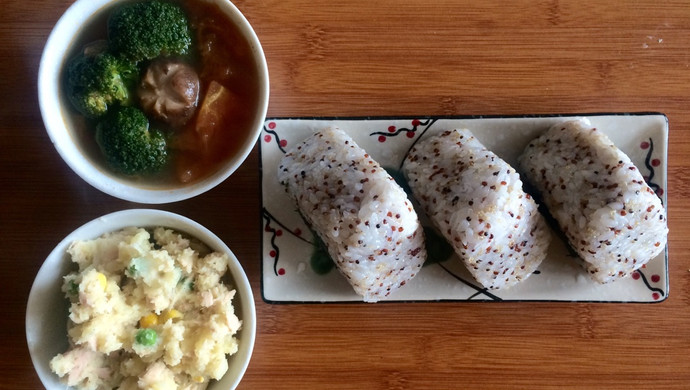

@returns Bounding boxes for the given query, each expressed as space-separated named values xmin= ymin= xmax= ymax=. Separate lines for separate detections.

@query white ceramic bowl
xmin=26 ymin=209 xmax=256 ymax=390
xmin=38 ymin=0 xmax=270 ymax=203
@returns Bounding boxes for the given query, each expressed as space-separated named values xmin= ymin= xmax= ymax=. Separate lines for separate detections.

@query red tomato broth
xmin=59 ymin=0 xmax=261 ymax=189
xmin=171 ymin=0 xmax=260 ymax=184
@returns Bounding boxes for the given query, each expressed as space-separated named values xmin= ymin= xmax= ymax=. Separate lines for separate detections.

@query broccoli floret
xmin=95 ymin=106 xmax=168 ymax=175
xmin=108 ymin=0 xmax=192 ymax=63
xmin=65 ymin=44 xmax=139 ymax=118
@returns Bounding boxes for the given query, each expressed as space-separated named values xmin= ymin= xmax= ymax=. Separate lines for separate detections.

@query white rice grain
xmin=518 ymin=120 xmax=668 ymax=283
xmin=278 ymin=128 xmax=427 ymax=302
xmin=403 ymin=129 xmax=551 ymax=289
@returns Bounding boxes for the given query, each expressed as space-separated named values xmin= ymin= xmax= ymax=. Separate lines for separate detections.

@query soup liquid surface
xmin=62 ymin=0 xmax=260 ymax=189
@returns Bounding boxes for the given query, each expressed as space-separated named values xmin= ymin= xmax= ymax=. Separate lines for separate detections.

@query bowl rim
xmin=37 ymin=0 xmax=270 ymax=204
xmin=25 ymin=208 xmax=256 ymax=390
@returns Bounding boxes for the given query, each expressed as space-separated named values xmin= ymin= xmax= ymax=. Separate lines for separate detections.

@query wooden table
xmin=3 ymin=0 xmax=689 ymax=388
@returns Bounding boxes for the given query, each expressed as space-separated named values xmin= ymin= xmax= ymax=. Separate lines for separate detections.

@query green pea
xmin=127 ymin=264 xmax=137 ymax=277
xmin=68 ymin=280 xmax=79 ymax=295
xmin=135 ymin=328 xmax=157 ymax=346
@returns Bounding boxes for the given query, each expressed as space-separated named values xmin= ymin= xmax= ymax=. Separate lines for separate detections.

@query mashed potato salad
xmin=50 ymin=227 xmax=242 ymax=390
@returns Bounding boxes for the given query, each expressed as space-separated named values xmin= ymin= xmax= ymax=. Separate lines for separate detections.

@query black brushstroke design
xmin=263 ymin=208 xmax=314 ymax=276
xmin=634 ymin=270 xmax=665 ymax=297
xmin=398 ymin=118 xmax=438 ymax=171
xmin=369 ymin=118 xmax=434 ymax=138
xmin=643 ymin=137 xmax=662 ymax=199
xmin=264 ymin=123 xmax=287 ymax=154
xmin=263 ymin=208 xmax=312 ymax=245
xmin=438 ymin=263 xmax=503 ymax=301
xmin=636 ymin=138 xmax=666 ymax=297
xmin=369 ymin=119 xmax=438 ymax=171
xmin=262 ymin=210 xmax=281 ymax=276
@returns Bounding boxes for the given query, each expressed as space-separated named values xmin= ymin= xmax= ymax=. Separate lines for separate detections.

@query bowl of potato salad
xmin=26 ymin=209 xmax=256 ymax=390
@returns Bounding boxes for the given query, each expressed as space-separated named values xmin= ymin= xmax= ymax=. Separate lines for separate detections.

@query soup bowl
xmin=26 ymin=209 xmax=256 ymax=389
xmin=38 ymin=0 xmax=269 ymax=203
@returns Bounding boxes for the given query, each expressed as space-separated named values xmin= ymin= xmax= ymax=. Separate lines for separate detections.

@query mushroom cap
xmin=138 ymin=59 xmax=200 ymax=128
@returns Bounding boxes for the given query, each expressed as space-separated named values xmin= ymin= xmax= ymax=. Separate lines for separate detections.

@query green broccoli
xmin=95 ymin=106 xmax=168 ymax=175
xmin=65 ymin=44 xmax=139 ymax=118
xmin=108 ymin=0 xmax=192 ymax=63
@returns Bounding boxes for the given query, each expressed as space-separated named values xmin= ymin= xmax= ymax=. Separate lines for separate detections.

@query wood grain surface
xmin=2 ymin=0 xmax=689 ymax=389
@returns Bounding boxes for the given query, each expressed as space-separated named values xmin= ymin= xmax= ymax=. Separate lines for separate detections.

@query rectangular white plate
xmin=260 ymin=114 xmax=669 ymax=303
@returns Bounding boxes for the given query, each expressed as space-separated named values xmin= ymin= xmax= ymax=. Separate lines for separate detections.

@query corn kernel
xmin=160 ymin=309 xmax=183 ymax=323
xmin=192 ymin=376 xmax=205 ymax=383
xmin=95 ymin=272 xmax=107 ymax=290
xmin=139 ymin=313 xmax=158 ymax=328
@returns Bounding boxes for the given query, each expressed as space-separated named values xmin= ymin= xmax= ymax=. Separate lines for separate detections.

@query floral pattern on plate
xmin=260 ymin=114 xmax=668 ymax=303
